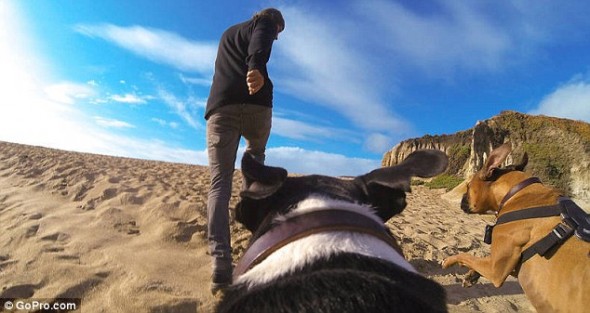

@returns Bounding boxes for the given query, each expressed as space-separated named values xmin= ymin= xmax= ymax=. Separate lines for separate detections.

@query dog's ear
xmin=360 ymin=149 xmax=449 ymax=190
xmin=482 ymin=143 xmax=512 ymax=179
xmin=514 ymin=152 xmax=528 ymax=171
xmin=355 ymin=150 xmax=448 ymax=220
xmin=240 ymin=153 xmax=288 ymax=199
xmin=235 ymin=197 xmax=272 ymax=232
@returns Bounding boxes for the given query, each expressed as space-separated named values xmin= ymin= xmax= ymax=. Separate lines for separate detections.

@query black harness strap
xmin=484 ymin=177 xmax=589 ymax=265
xmin=483 ymin=177 xmax=545 ymax=245
xmin=484 ymin=204 xmax=562 ymax=245
xmin=520 ymin=221 xmax=574 ymax=263
xmin=495 ymin=204 xmax=561 ymax=225
xmin=560 ymin=197 xmax=590 ymax=242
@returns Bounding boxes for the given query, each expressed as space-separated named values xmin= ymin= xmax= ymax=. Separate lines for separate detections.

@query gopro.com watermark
xmin=2 ymin=298 xmax=81 ymax=312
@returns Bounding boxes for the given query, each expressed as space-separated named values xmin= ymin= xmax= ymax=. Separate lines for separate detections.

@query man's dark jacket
xmin=205 ymin=16 xmax=276 ymax=120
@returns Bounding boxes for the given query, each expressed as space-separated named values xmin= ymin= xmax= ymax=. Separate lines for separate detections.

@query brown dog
xmin=442 ymin=143 xmax=590 ymax=313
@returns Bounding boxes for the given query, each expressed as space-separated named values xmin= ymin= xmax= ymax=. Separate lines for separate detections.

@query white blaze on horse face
xmin=235 ymin=195 xmax=416 ymax=289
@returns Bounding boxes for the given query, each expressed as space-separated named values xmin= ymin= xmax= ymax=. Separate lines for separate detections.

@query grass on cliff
xmin=523 ymin=143 xmax=571 ymax=194
xmin=447 ymin=144 xmax=471 ymax=174
xmin=413 ymin=174 xmax=464 ymax=191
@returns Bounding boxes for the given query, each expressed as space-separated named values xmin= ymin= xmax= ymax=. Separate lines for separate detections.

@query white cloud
xmin=43 ymin=82 xmax=96 ymax=104
xmin=71 ymin=9 xmax=408 ymax=155
xmin=152 ymin=118 xmax=167 ymax=127
xmin=530 ymin=79 xmax=590 ymax=122
xmin=275 ymin=6 xmax=412 ymax=137
xmin=354 ymin=1 xmax=511 ymax=75
xmin=511 ymin=2 xmax=590 ymax=44
xmin=0 ymin=2 xmax=206 ymax=166
xmin=265 ymin=146 xmax=380 ymax=176
xmin=364 ymin=133 xmax=395 ymax=154
xmin=74 ymin=23 xmax=217 ymax=75
xmin=94 ymin=116 xmax=135 ymax=129
xmin=355 ymin=1 xmax=590 ymax=78
xmin=179 ymin=73 xmax=212 ymax=87
xmin=156 ymin=87 xmax=202 ymax=130
xmin=273 ymin=1 xmax=590 ymax=154
xmin=273 ymin=0 xmax=590 ymax=152
xmin=0 ymin=1 xmax=84 ymax=148
xmin=272 ymin=116 xmax=355 ymax=142
xmin=110 ymin=93 xmax=148 ymax=104
xmin=0 ymin=1 xmax=390 ymax=178
xmin=90 ymin=136 xmax=209 ymax=166
xmin=152 ymin=118 xmax=179 ymax=129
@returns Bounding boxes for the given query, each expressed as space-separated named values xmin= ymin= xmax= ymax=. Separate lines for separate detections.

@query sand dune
xmin=0 ymin=141 xmax=535 ymax=312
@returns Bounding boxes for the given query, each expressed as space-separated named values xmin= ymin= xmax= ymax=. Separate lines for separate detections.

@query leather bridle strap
xmin=233 ymin=209 xmax=402 ymax=279
xmin=498 ymin=177 xmax=543 ymax=210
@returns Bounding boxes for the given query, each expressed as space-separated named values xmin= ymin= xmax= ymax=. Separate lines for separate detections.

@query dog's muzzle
xmin=461 ymin=193 xmax=472 ymax=213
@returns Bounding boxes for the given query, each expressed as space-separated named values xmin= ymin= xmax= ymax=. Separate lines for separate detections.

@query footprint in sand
xmin=108 ymin=176 xmax=121 ymax=184
xmin=42 ymin=246 xmax=65 ymax=253
xmin=56 ymin=254 xmax=81 ymax=262
xmin=0 ymin=195 xmax=9 ymax=209
xmin=118 ymin=191 xmax=146 ymax=205
xmin=0 ymin=283 xmax=40 ymax=299
xmin=101 ymin=188 xmax=118 ymax=201
xmin=72 ymin=183 xmax=92 ymax=201
xmin=38 ymin=231 xmax=77 ymax=261
xmin=114 ymin=220 xmax=141 ymax=235
xmin=149 ymin=300 xmax=200 ymax=313
xmin=25 ymin=224 xmax=40 ymax=238
xmin=28 ymin=212 xmax=43 ymax=220
xmin=79 ymin=198 xmax=98 ymax=211
xmin=40 ymin=232 xmax=70 ymax=242
xmin=0 ymin=254 xmax=18 ymax=271
xmin=172 ymin=219 xmax=207 ymax=242
xmin=52 ymin=277 xmax=104 ymax=299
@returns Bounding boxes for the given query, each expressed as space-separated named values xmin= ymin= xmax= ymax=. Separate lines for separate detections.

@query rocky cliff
xmin=382 ymin=111 xmax=590 ymax=203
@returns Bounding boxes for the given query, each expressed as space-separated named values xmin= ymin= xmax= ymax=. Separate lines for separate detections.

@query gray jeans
xmin=206 ymin=104 xmax=272 ymax=268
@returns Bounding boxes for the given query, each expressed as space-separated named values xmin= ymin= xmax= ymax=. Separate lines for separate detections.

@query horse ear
xmin=483 ymin=143 xmax=512 ymax=179
xmin=240 ymin=153 xmax=287 ymax=199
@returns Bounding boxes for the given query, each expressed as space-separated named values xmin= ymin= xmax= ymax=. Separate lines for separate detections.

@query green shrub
xmin=447 ymin=144 xmax=471 ymax=174
xmin=424 ymin=174 xmax=464 ymax=191
xmin=523 ymin=143 xmax=570 ymax=194
xmin=411 ymin=179 xmax=425 ymax=186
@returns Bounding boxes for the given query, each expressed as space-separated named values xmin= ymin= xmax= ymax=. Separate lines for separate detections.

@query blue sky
xmin=1 ymin=0 xmax=590 ymax=176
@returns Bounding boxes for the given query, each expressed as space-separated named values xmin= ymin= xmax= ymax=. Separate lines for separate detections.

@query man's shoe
xmin=210 ymin=257 xmax=233 ymax=294
xmin=211 ymin=281 xmax=230 ymax=295
xmin=211 ymin=267 xmax=232 ymax=295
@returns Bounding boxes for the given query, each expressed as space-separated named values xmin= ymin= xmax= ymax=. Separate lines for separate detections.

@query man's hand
xmin=246 ymin=69 xmax=265 ymax=95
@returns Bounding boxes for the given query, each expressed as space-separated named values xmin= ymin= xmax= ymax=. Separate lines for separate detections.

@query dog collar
xmin=498 ymin=177 xmax=543 ymax=212
xmin=233 ymin=209 xmax=403 ymax=279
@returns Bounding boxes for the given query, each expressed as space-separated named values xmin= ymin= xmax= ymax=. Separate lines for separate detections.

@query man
xmin=204 ymin=8 xmax=285 ymax=294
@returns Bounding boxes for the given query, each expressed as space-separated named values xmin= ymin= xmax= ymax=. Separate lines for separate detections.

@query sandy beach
xmin=0 ymin=141 xmax=535 ymax=312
